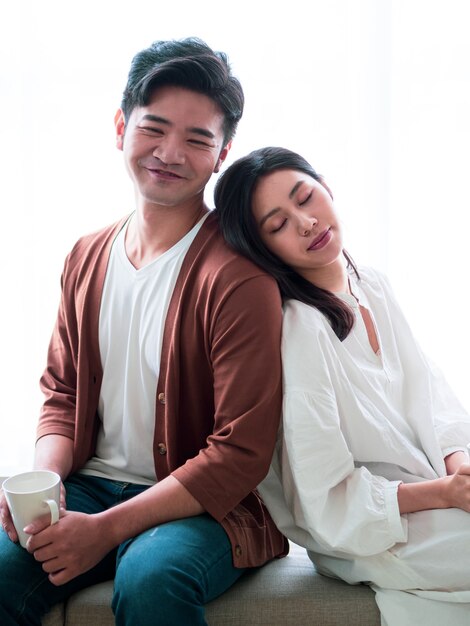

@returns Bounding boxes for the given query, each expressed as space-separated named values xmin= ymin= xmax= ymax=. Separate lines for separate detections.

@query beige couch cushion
xmin=42 ymin=542 xmax=379 ymax=625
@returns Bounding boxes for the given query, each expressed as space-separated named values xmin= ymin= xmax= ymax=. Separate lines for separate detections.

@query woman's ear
xmin=319 ymin=176 xmax=334 ymax=200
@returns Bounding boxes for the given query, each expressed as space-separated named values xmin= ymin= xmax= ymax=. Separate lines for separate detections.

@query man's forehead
xmin=133 ymin=86 xmax=224 ymax=130
xmin=147 ymin=85 xmax=221 ymax=113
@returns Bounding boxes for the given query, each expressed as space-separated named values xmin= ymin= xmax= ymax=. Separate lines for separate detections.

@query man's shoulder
xmin=195 ymin=211 xmax=271 ymax=280
xmin=70 ymin=217 xmax=128 ymax=257
xmin=61 ymin=216 xmax=129 ymax=282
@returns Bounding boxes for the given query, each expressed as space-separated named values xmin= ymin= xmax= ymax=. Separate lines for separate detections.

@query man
xmin=0 ymin=37 xmax=287 ymax=625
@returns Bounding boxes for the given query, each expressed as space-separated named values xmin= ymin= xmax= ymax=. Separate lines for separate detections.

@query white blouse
xmin=258 ymin=266 xmax=470 ymax=558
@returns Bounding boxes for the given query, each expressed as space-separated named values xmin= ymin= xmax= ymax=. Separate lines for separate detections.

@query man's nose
xmin=153 ymin=137 xmax=186 ymax=165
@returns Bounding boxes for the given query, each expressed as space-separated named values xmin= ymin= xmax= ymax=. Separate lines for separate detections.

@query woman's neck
xmin=300 ymin=256 xmax=349 ymax=293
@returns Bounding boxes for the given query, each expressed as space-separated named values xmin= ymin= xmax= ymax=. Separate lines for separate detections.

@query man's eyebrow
xmin=141 ymin=114 xmax=169 ymax=125
xmin=140 ymin=115 xmax=216 ymax=140
xmin=188 ymin=127 xmax=216 ymax=139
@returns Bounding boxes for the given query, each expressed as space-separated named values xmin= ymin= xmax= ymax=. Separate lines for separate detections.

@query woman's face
xmin=252 ymin=168 xmax=344 ymax=282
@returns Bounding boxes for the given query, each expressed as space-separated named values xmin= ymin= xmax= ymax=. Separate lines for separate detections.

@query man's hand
xmin=24 ymin=474 xmax=205 ymax=586
xmin=0 ymin=489 xmax=18 ymax=543
xmin=25 ymin=510 xmax=113 ymax=585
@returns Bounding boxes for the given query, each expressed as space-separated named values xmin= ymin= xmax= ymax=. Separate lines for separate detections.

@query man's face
xmin=115 ymin=85 xmax=230 ymax=210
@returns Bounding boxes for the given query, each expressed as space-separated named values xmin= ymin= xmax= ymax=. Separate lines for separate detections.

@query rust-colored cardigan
xmin=37 ymin=211 xmax=288 ymax=567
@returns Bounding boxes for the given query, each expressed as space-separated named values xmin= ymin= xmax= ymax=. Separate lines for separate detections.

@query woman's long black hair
xmin=214 ymin=146 xmax=359 ymax=340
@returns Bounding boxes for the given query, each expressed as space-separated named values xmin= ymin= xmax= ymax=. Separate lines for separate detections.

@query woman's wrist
xmin=397 ymin=477 xmax=450 ymax=514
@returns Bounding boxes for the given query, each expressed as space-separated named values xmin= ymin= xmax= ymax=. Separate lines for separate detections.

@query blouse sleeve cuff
xmin=442 ymin=445 xmax=469 ymax=459
xmin=384 ymin=480 xmax=408 ymax=543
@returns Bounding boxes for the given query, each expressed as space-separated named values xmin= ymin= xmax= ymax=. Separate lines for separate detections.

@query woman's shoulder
xmin=355 ymin=264 xmax=388 ymax=285
xmin=353 ymin=265 xmax=396 ymax=299
xmin=282 ymin=299 xmax=336 ymax=352
xmin=281 ymin=299 xmax=340 ymax=388
xmin=283 ymin=298 xmax=327 ymax=331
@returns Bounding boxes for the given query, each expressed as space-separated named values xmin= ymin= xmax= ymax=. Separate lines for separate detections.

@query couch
xmin=42 ymin=541 xmax=380 ymax=625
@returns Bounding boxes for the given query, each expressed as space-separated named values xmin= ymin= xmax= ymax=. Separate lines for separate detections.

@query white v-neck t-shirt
xmin=80 ymin=213 xmax=208 ymax=485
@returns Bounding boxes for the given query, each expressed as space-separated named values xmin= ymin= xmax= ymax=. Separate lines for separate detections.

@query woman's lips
xmin=308 ymin=228 xmax=332 ymax=251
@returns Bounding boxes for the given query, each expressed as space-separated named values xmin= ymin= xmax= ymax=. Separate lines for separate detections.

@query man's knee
xmin=114 ymin=527 xmax=202 ymax=600
xmin=112 ymin=517 xmax=238 ymax=625
xmin=113 ymin=540 xmax=205 ymax=625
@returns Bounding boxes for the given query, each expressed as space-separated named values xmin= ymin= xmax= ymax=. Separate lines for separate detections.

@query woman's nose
xmin=298 ymin=215 xmax=318 ymax=236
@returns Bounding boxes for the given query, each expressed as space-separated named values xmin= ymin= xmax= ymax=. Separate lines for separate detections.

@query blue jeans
xmin=0 ymin=474 xmax=246 ymax=625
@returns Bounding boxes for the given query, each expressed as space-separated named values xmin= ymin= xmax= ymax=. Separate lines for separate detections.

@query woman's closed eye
xmin=298 ymin=191 xmax=313 ymax=206
xmin=270 ymin=219 xmax=287 ymax=234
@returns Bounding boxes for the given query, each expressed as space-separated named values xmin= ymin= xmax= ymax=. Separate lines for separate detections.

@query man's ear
xmin=214 ymin=141 xmax=232 ymax=173
xmin=114 ymin=109 xmax=125 ymax=151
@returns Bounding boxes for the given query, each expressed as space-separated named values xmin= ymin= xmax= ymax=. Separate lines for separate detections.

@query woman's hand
xmin=443 ymin=463 xmax=470 ymax=511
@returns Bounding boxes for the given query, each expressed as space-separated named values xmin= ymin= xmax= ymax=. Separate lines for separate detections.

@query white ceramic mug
xmin=2 ymin=470 xmax=60 ymax=548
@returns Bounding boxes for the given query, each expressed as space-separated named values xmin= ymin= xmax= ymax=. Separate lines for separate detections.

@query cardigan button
xmin=235 ymin=545 xmax=242 ymax=557
xmin=157 ymin=392 xmax=166 ymax=404
xmin=157 ymin=443 xmax=167 ymax=455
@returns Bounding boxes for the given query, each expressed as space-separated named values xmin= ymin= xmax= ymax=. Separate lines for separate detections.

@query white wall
xmin=1 ymin=0 xmax=469 ymax=474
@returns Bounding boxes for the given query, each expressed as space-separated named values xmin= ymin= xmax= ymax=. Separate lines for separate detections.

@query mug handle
xmin=44 ymin=499 xmax=59 ymax=525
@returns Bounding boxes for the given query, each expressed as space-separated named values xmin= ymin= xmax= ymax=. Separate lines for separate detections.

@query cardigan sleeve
xmin=172 ymin=271 xmax=283 ymax=520
xmin=258 ymin=300 xmax=407 ymax=557
xmin=35 ymin=217 xmax=137 ymax=468
xmin=36 ymin=252 xmax=79 ymax=442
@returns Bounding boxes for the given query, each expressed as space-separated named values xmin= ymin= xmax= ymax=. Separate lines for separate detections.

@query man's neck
xmin=125 ymin=200 xmax=209 ymax=270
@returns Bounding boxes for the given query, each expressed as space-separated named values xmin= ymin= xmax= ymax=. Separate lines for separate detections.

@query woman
xmin=214 ymin=147 xmax=470 ymax=625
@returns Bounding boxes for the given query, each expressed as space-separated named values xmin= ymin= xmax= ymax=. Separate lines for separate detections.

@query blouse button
xmin=157 ymin=443 xmax=167 ymax=455
xmin=158 ymin=392 xmax=166 ymax=404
